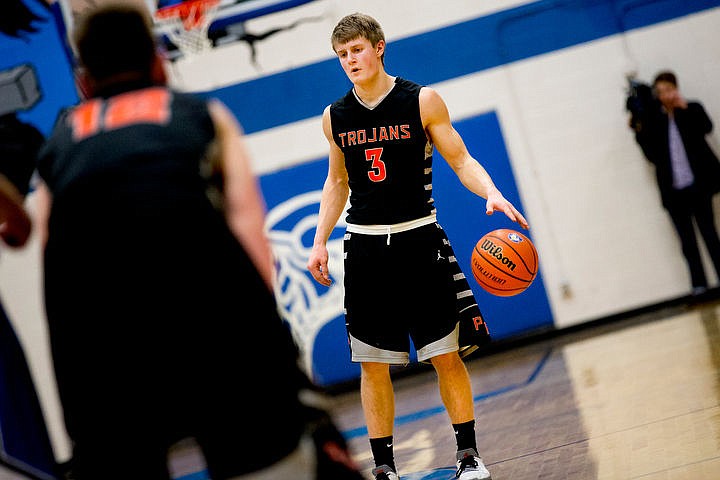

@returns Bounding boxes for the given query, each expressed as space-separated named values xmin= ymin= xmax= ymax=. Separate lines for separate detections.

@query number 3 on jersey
xmin=365 ymin=147 xmax=386 ymax=182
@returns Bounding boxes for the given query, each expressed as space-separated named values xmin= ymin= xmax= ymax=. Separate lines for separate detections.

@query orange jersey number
xmin=71 ymin=88 xmax=171 ymax=141
xmin=365 ymin=147 xmax=386 ymax=182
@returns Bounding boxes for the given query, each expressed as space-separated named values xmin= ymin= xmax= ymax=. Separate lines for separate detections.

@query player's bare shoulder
xmin=419 ymin=86 xmax=451 ymax=128
xmin=419 ymin=85 xmax=441 ymax=101
xmin=322 ymin=104 xmax=335 ymax=140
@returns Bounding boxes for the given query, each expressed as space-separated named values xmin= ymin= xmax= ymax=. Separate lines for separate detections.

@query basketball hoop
xmin=155 ymin=0 xmax=220 ymax=58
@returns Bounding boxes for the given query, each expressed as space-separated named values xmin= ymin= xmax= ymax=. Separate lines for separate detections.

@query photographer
xmin=628 ymin=71 xmax=720 ymax=295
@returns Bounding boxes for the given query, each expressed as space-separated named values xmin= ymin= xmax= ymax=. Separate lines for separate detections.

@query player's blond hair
xmin=331 ymin=12 xmax=385 ymax=64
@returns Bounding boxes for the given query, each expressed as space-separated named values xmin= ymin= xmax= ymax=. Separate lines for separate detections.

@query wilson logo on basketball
xmin=479 ymin=240 xmax=517 ymax=271
xmin=470 ymin=229 xmax=538 ymax=297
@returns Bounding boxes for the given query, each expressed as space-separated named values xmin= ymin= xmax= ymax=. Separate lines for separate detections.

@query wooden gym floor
xmin=2 ymin=294 xmax=719 ymax=480
xmin=330 ymin=293 xmax=720 ymax=479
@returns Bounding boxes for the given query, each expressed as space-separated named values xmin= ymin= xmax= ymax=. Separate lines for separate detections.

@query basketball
xmin=471 ymin=229 xmax=538 ymax=297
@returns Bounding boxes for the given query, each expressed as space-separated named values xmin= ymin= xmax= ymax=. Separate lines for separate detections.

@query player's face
xmin=334 ymin=36 xmax=384 ymax=85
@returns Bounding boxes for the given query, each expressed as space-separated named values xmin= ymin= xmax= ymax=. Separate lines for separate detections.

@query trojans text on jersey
xmin=336 ymin=124 xmax=411 ymax=147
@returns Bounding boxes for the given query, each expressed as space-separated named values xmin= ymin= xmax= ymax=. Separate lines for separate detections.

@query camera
xmin=626 ymin=76 xmax=658 ymax=131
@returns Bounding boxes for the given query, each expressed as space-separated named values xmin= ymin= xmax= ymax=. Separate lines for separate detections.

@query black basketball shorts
xmin=343 ymin=220 xmax=489 ymax=364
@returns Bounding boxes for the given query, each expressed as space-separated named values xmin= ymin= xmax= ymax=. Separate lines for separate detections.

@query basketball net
xmin=155 ymin=0 xmax=220 ymax=58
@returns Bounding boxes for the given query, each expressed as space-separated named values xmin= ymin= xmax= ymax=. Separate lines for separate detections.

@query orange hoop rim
xmin=155 ymin=0 xmax=221 ymax=30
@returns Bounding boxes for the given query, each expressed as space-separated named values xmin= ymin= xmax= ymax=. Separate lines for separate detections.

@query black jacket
xmin=635 ymin=102 xmax=720 ymax=209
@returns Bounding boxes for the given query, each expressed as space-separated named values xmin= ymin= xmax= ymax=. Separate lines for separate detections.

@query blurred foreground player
xmin=36 ymin=4 xmax=362 ymax=479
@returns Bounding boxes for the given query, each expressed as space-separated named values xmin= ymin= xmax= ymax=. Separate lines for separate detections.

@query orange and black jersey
xmin=37 ymin=86 xmax=308 ymax=469
xmin=330 ymin=77 xmax=436 ymax=225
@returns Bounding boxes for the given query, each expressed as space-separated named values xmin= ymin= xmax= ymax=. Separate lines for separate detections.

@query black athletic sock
xmin=369 ymin=435 xmax=396 ymax=471
xmin=453 ymin=420 xmax=478 ymax=453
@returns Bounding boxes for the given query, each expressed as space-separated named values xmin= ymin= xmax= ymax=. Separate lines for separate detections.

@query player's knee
xmin=429 ymin=351 xmax=463 ymax=371
xmin=360 ymin=361 xmax=390 ymax=379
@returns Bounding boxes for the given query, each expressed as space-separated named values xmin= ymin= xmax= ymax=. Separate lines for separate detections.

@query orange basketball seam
xmin=473 ymin=275 xmax=527 ymax=292
xmin=471 ymin=271 xmax=527 ymax=296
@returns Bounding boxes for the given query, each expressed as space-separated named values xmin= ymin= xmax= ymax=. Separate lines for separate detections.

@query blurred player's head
xmin=73 ymin=3 xmax=166 ymax=97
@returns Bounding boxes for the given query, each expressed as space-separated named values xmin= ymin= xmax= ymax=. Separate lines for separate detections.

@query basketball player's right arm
xmin=307 ymin=106 xmax=349 ymax=286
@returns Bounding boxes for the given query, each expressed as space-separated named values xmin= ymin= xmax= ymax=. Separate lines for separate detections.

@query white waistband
xmin=346 ymin=214 xmax=437 ymax=235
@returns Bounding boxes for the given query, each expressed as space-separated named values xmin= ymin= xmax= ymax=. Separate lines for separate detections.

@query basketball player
xmin=307 ymin=13 xmax=529 ymax=480
xmin=35 ymin=4 xmax=361 ymax=479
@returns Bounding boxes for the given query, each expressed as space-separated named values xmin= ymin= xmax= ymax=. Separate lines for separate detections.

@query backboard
xmin=57 ymin=0 xmax=319 ymax=61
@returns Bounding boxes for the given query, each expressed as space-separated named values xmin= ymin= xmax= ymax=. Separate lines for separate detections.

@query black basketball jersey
xmin=330 ymin=77 xmax=435 ymax=225
xmin=36 ymin=85 xmax=283 ymax=327
xmin=38 ymin=86 xmax=214 ymax=214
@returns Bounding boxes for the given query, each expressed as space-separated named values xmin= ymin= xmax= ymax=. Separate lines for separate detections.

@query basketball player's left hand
xmin=486 ymin=191 xmax=529 ymax=229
